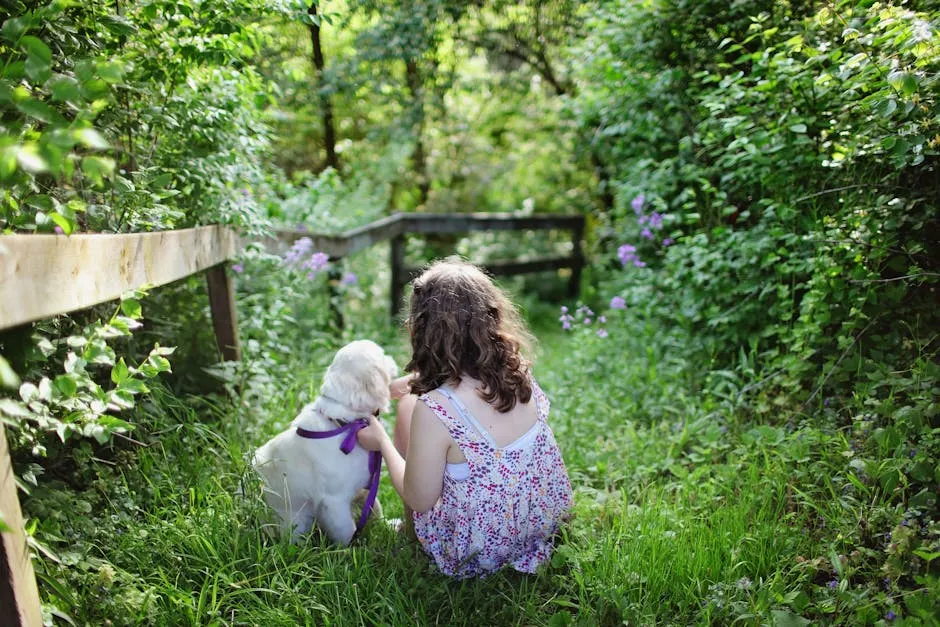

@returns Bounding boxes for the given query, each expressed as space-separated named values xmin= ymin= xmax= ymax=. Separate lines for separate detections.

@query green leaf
xmin=95 ymin=61 xmax=124 ymax=84
xmin=120 ymin=299 xmax=142 ymax=318
xmin=80 ymin=155 xmax=115 ymax=186
xmin=53 ymin=374 xmax=77 ymax=397
xmin=20 ymin=36 xmax=51 ymax=64
xmin=111 ymin=358 xmax=129 ymax=384
xmin=48 ymin=75 xmax=81 ymax=102
xmin=0 ymin=355 xmax=19 ymax=389
xmin=15 ymin=144 xmax=48 ymax=173
xmin=0 ymin=399 xmax=30 ymax=418
xmin=772 ymin=610 xmax=811 ymax=627
xmin=49 ymin=212 xmax=73 ymax=235
xmin=1 ymin=17 xmax=29 ymax=43
xmin=788 ymin=124 xmax=807 ymax=133
xmin=74 ymin=128 xmax=110 ymax=150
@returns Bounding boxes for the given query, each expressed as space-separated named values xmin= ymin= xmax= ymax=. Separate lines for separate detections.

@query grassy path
xmin=28 ymin=317 xmax=925 ymax=625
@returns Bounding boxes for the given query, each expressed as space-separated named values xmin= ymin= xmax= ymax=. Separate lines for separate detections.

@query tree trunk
xmin=308 ymin=4 xmax=339 ymax=171
xmin=406 ymin=59 xmax=429 ymax=207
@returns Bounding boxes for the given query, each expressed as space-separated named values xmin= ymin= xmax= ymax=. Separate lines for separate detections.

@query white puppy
xmin=253 ymin=340 xmax=397 ymax=544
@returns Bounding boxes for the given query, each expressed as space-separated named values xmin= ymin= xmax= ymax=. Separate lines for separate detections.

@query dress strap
xmin=435 ymin=387 xmax=497 ymax=448
xmin=529 ymin=374 xmax=550 ymax=421
xmin=417 ymin=391 xmax=490 ymax=466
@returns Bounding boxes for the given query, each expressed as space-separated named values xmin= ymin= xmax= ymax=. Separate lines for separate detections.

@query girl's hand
xmin=389 ymin=374 xmax=415 ymax=400
xmin=356 ymin=416 xmax=389 ymax=451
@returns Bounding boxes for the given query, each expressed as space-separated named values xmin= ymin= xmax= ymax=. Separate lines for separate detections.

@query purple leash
xmin=295 ymin=417 xmax=382 ymax=535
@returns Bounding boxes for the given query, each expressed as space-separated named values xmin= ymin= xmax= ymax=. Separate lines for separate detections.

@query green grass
xmin=23 ymin=308 xmax=938 ymax=626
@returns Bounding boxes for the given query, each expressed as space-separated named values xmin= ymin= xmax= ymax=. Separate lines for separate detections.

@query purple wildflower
xmin=341 ymin=272 xmax=358 ymax=286
xmin=284 ymin=237 xmax=314 ymax=265
xmin=638 ymin=215 xmax=649 ymax=226
xmin=610 ymin=296 xmax=627 ymax=310
xmin=559 ymin=309 xmax=575 ymax=330
xmin=303 ymin=252 xmax=330 ymax=278
xmin=662 ymin=238 xmax=674 ymax=247
xmin=828 ymin=579 xmax=838 ymax=589
xmin=596 ymin=328 xmax=608 ymax=338
xmin=648 ymin=212 xmax=664 ymax=230
xmin=232 ymin=263 xmax=244 ymax=274
xmin=584 ymin=318 xmax=591 ymax=325
xmin=562 ymin=320 xmax=572 ymax=330
xmin=241 ymin=188 xmax=250 ymax=196
xmin=641 ymin=228 xmax=654 ymax=240
xmin=631 ymin=195 xmax=645 ymax=215
xmin=561 ymin=306 xmax=568 ymax=314
xmin=633 ymin=259 xmax=647 ymax=268
xmin=885 ymin=611 xmax=896 ymax=621
xmin=824 ymin=397 xmax=831 ymax=407
xmin=618 ymin=244 xmax=644 ymax=268
xmin=598 ymin=315 xmax=606 ymax=324
xmin=296 ymin=223 xmax=308 ymax=232
xmin=54 ymin=225 xmax=64 ymax=234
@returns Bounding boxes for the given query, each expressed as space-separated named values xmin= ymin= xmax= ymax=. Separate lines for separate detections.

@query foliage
xmin=576 ymin=0 xmax=939 ymax=398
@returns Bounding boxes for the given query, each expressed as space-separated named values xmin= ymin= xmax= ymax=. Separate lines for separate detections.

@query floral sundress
xmin=412 ymin=377 xmax=573 ymax=578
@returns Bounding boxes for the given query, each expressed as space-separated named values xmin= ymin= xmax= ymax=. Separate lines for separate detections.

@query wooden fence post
xmin=205 ymin=263 xmax=241 ymax=361
xmin=0 ymin=425 xmax=43 ymax=627
xmin=390 ymin=234 xmax=406 ymax=319
xmin=568 ymin=220 xmax=585 ymax=298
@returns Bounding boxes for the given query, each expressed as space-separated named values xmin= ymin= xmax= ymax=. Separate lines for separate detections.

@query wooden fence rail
xmin=0 ymin=210 xmax=584 ymax=625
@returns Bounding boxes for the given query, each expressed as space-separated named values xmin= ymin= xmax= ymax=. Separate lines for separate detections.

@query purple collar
xmin=295 ymin=418 xmax=382 ymax=535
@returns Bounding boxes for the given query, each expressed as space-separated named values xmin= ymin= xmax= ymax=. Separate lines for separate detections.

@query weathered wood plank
xmin=404 ymin=256 xmax=581 ymax=281
xmin=205 ymin=264 xmax=241 ymax=361
xmin=401 ymin=212 xmax=584 ymax=233
xmin=272 ymin=212 xmax=584 ymax=259
xmin=0 ymin=226 xmax=239 ymax=332
xmin=272 ymin=214 xmax=406 ymax=260
xmin=0 ymin=425 xmax=43 ymax=627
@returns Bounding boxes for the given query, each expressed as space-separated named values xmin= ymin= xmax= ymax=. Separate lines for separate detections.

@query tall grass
xmin=24 ymin=299 xmax=937 ymax=625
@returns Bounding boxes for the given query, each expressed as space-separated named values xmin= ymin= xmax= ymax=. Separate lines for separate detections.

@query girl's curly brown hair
xmin=405 ymin=258 xmax=535 ymax=412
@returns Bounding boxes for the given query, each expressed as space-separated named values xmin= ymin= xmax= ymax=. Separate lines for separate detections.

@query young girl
xmin=356 ymin=259 xmax=573 ymax=578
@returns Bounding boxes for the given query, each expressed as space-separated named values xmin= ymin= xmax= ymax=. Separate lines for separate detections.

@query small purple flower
xmin=633 ymin=259 xmax=647 ymax=268
xmin=561 ymin=306 xmax=568 ymax=314
xmin=296 ymin=223 xmax=308 ymax=232
xmin=598 ymin=316 xmax=606 ymax=324
xmin=303 ymin=251 xmax=330 ymax=278
xmin=610 ymin=296 xmax=627 ymax=310
xmin=648 ymin=212 xmax=664 ymax=230
xmin=638 ymin=215 xmax=649 ymax=226
xmin=284 ymin=237 xmax=314 ymax=265
xmin=631 ymin=195 xmax=645 ymax=215
xmin=562 ymin=320 xmax=571 ymax=330
xmin=824 ymin=397 xmax=831 ymax=407
xmin=828 ymin=579 xmax=839 ymax=589
xmin=54 ymin=225 xmax=64 ymax=234
xmin=341 ymin=272 xmax=358 ymax=286
xmin=241 ymin=188 xmax=250 ymax=196
xmin=662 ymin=238 xmax=674 ymax=247
xmin=618 ymin=244 xmax=644 ymax=268
xmin=232 ymin=263 xmax=244 ymax=274
xmin=584 ymin=318 xmax=591 ymax=325
xmin=596 ymin=328 xmax=608 ymax=338
xmin=885 ymin=610 xmax=896 ymax=621
xmin=641 ymin=228 xmax=654 ymax=240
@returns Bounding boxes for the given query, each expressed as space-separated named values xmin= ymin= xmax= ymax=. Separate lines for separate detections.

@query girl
xmin=356 ymin=258 xmax=573 ymax=578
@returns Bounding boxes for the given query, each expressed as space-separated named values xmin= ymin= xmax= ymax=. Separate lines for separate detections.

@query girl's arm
xmin=357 ymin=401 xmax=449 ymax=513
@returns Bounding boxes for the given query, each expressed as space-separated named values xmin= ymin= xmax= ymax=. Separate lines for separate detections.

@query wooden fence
xmin=0 ymin=211 xmax=584 ymax=625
